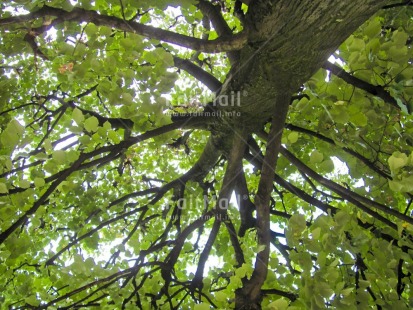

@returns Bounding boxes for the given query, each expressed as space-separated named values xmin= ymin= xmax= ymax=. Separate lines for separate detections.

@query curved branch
xmin=197 ymin=0 xmax=240 ymax=65
xmin=322 ymin=61 xmax=400 ymax=110
xmin=285 ymin=123 xmax=392 ymax=179
xmin=173 ymin=56 xmax=222 ymax=92
xmin=191 ymin=132 xmax=247 ymax=290
xmin=238 ymin=94 xmax=290 ymax=306
xmin=280 ymin=147 xmax=413 ymax=226
xmin=191 ymin=219 xmax=221 ymax=289
xmin=0 ymin=119 xmax=208 ymax=244
xmin=244 ymin=151 xmax=412 ymax=254
xmin=0 ymin=5 xmax=247 ymax=53
xmin=161 ymin=211 xmax=213 ymax=289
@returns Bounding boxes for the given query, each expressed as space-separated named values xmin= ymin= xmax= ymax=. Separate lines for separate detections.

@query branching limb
xmin=45 ymin=206 xmax=151 ymax=266
xmin=237 ymin=94 xmax=290 ymax=307
xmin=0 ymin=154 xmax=86 ymax=245
xmin=197 ymin=0 xmax=241 ymax=65
xmin=0 ymin=5 xmax=247 ymax=53
xmin=285 ymin=123 xmax=391 ymax=179
xmin=280 ymin=146 xmax=413 ymax=226
xmin=322 ymin=61 xmax=401 ymax=110
xmin=224 ymin=218 xmax=246 ymax=266
xmin=0 ymin=119 xmax=209 ymax=245
xmin=173 ymin=56 xmax=222 ymax=92
xmin=191 ymin=219 xmax=221 ymax=291
xmin=24 ymin=32 xmax=48 ymax=60
xmin=191 ymin=132 xmax=247 ymax=286
xmin=244 ymin=141 xmax=413 ymax=254
xmin=161 ymin=211 xmax=213 ymax=291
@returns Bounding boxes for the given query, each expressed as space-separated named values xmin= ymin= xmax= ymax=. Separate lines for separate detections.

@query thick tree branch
xmin=190 ymin=133 xmax=247 ymax=290
xmin=0 ymin=5 xmax=247 ymax=53
xmin=237 ymin=94 xmax=290 ymax=307
xmin=234 ymin=168 xmax=256 ymax=237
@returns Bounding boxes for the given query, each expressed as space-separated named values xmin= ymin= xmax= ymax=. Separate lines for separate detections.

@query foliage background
xmin=0 ymin=0 xmax=413 ymax=309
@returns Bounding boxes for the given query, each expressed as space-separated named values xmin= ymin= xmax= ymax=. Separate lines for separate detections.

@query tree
xmin=1 ymin=0 xmax=413 ymax=308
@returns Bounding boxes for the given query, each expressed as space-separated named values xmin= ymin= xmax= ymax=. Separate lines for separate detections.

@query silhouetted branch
xmin=173 ymin=56 xmax=222 ymax=92
xmin=322 ymin=61 xmax=400 ymax=110
xmin=0 ymin=5 xmax=247 ymax=53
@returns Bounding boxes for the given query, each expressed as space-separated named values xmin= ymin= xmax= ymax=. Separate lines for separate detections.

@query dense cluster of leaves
xmin=1 ymin=0 xmax=413 ymax=309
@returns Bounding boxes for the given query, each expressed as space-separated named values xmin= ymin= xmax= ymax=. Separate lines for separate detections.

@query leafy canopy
xmin=1 ymin=0 xmax=413 ymax=309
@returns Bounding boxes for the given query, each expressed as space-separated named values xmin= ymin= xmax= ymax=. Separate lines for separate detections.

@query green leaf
xmin=388 ymin=151 xmax=409 ymax=173
xmin=257 ymin=244 xmax=266 ymax=253
xmin=34 ymin=177 xmax=45 ymax=188
xmin=340 ymin=287 xmax=353 ymax=297
xmin=389 ymin=175 xmax=413 ymax=192
xmin=0 ymin=119 xmax=25 ymax=153
xmin=287 ymin=132 xmax=299 ymax=144
xmin=72 ymin=108 xmax=85 ymax=125
xmin=267 ymin=298 xmax=289 ymax=310
xmin=84 ymin=116 xmax=99 ymax=132
xmin=330 ymin=107 xmax=349 ymax=124
xmin=43 ymin=139 xmax=53 ymax=152
xmin=19 ymin=179 xmax=31 ymax=189
xmin=120 ymin=92 xmax=134 ymax=105
xmin=364 ymin=18 xmax=381 ymax=39
xmin=319 ymin=158 xmax=334 ymax=173
xmin=288 ymin=214 xmax=306 ymax=235
xmin=194 ymin=303 xmax=210 ymax=310
xmin=215 ymin=291 xmax=227 ymax=302
xmin=52 ymin=150 xmax=66 ymax=165
xmin=392 ymin=30 xmax=408 ymax=46
xmin=24 ymin=295 xmax=40 ymax=307
xmin=0 ymin=182 xmax=8 ymax=193
xmin=350 ymin=112 xmax=368 ymax=127
xmin=310 ymin=150 xmax=324 ymax=164
xmin=312 ymin=227 xmax=321 ymax=240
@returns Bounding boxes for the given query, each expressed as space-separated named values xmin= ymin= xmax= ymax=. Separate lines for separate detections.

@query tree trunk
xmin=216 ymin=1 xmax=394 ymax=308
xmin=216 ymin=0 xmax=391 ymax=130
